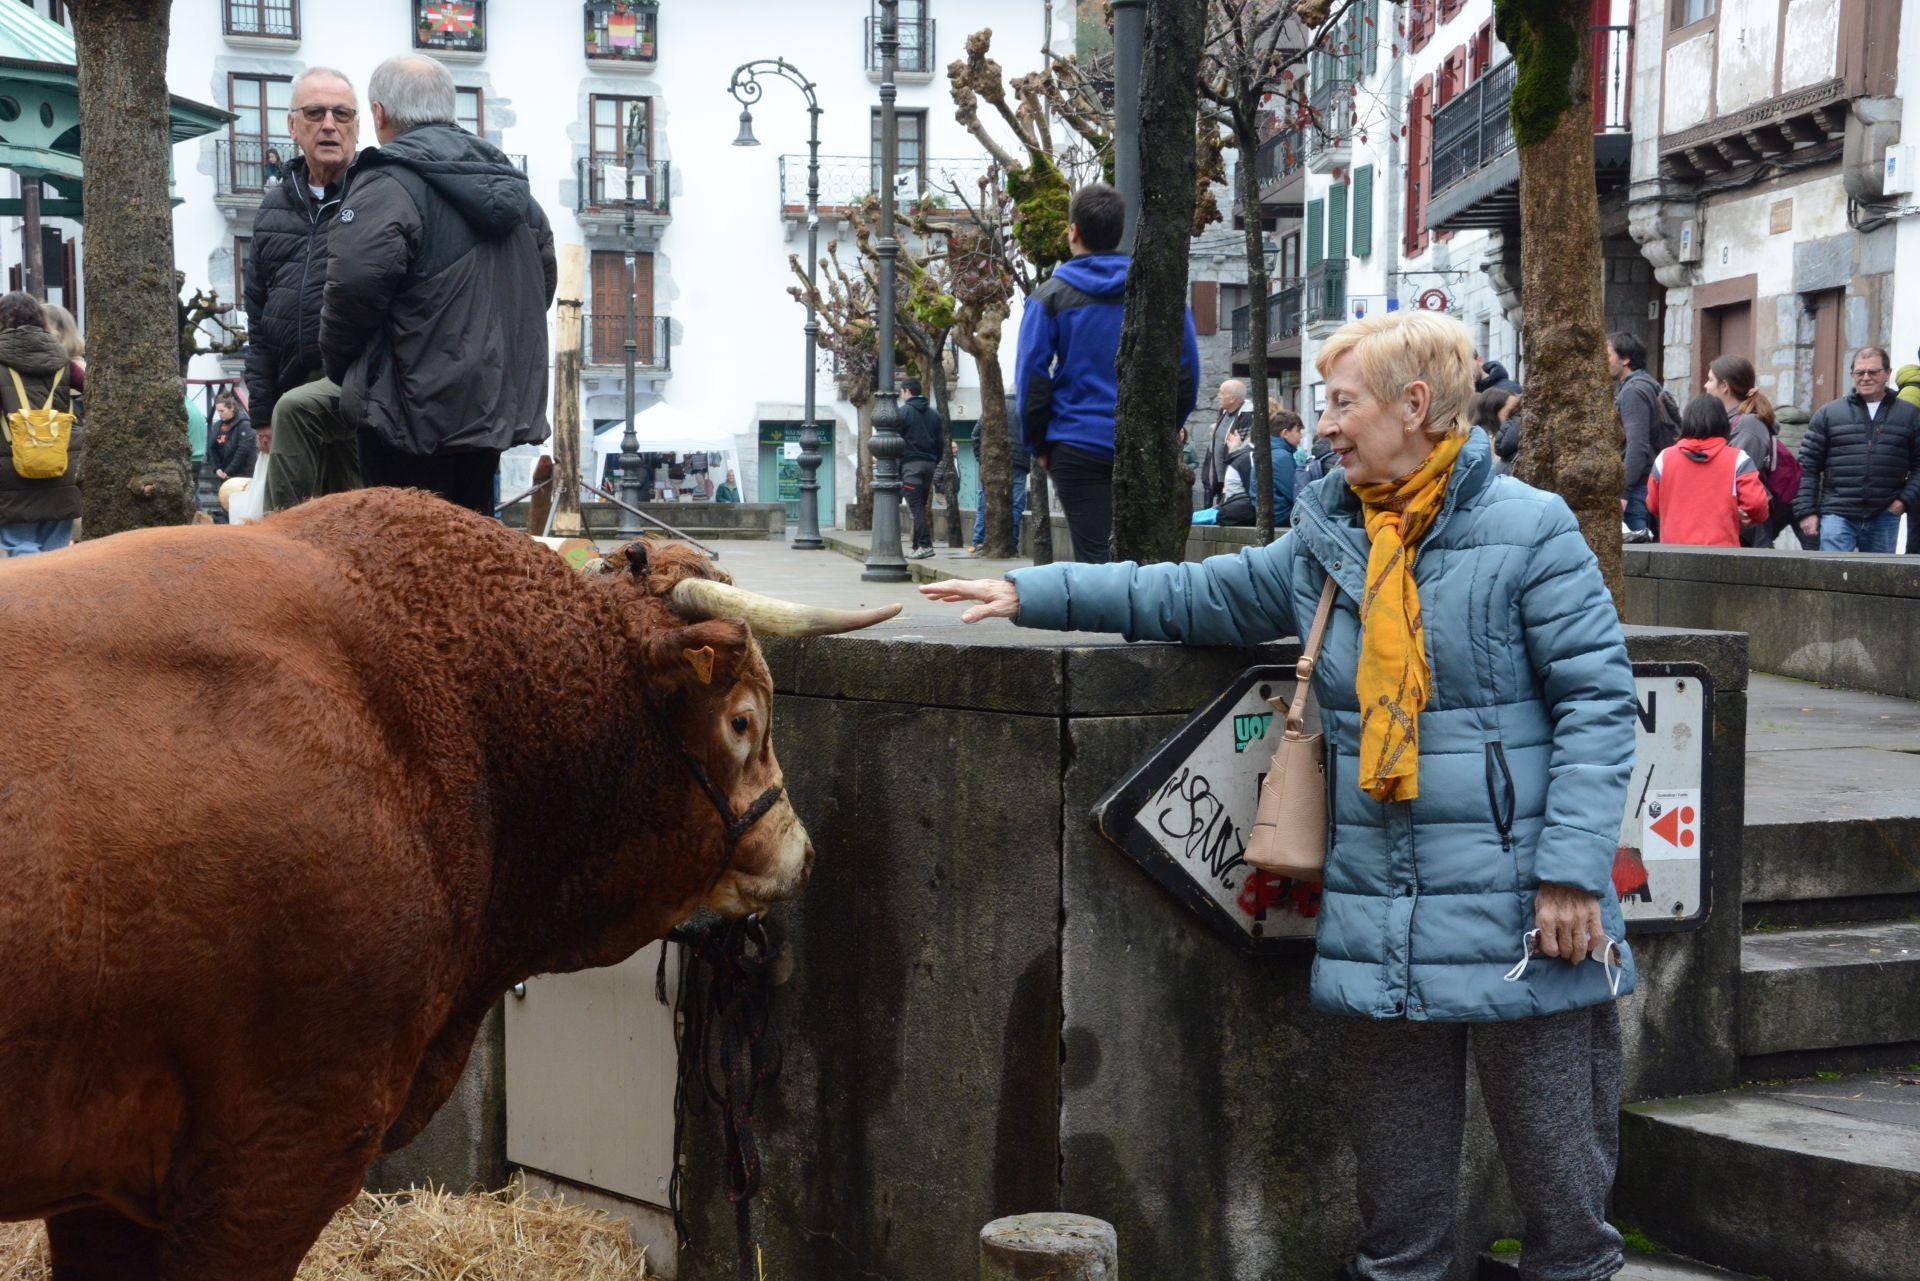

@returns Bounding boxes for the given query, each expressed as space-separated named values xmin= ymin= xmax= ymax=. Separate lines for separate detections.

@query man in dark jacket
xmin=1473 ymin=353 xmax=1523 ymax=397
xmin=1200 ymin=379 xmax=1253 ymax=505
xmin=897 ymin=378 xmax=945 ymax=558
xmin=1013 ymin=182 xmax=1200 ymax=564
xmin=968 ymin=413 xmax=1030 ymax=555
xmin=322 ymin=56 xmax=557 ymax=515
xmin=1606 ymin=331 xmax=1674 ymax=537
xmin=247 ymin=67 xmax=365 ymax=513
xmin=1793 ymin=347 xmax=1920 ymax=552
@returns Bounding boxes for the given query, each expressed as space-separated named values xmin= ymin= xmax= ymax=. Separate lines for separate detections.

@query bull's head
xmin=615 ymin=540 xmax=898 ymax=917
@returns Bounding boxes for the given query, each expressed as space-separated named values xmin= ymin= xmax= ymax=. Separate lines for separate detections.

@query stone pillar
xmin=981 ymin=1213 xmax=1117 ymax=1281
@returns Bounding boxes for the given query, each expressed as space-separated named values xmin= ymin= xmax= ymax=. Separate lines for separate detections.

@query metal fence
xmin=1255 ymin=128 xmax=1305 ymax=191
xmin=1306 ymin=79 xmax=1354 ymax=159
xmin=581 ymin=313 xmax=670 ymax=369
xmin=576 ymin=157 xmax=671 ymax=213
xmin=777 ymin=153 xmax=996 ymax=216
xmin=1228 ymin=280 xmax=1304 ymax=355
xmin=413 ymin=0 xmax=486 ymax=54
xmin=863 ymin=13 xmax=936 ymax=73
xmin=1593 ymin=24 xmax=1632 ymax=133
xmin=1429 ymin=59 xmax=1517 ymax=198
xmin=1306 ymin=261 xmax=1346 ymax=329
xmin=215 ymin=136 xmax=298 ymax=197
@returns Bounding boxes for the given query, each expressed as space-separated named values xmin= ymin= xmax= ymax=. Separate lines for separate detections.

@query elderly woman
xmin=925 ymin=311 xmax=1637 ymax=1281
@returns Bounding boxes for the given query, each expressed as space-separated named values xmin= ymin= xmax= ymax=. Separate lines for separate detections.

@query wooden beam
xmin=1715 ymin=135 xmax=1759 ymax=166
xmin=549 ymin=243 xmax=588 ymax=537
xmin=1661 ymin=151 xmax=1704 ymax=182
xmin=1778 ymin=114 xmax=1824 ymax=145
xmin=1745 ymin=125 xmax=1790 ymax=158
xmin=1688 ymin=145 xmax=1732 ymax=174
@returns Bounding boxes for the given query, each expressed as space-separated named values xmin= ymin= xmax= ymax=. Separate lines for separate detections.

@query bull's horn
xmin=670 ymin=578 xmax=902 ymax=637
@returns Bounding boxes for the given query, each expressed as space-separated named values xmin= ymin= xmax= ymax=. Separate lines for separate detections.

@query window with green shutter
xmin=1307 ymin=198 xmax=1324 ymax=266
xmin=1328 ymin=182 xmax=1348 ymax=260
xmin=1352 ymin=166 xmax=1374 ymax=258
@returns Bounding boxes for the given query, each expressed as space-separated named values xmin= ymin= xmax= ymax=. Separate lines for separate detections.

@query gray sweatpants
xmin=1339 ymin=1002 xmax=1624 ymax=1281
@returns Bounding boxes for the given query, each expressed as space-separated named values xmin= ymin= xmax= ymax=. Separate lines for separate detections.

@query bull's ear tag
xmin=683 ymin=645 xmax=717 ymax=685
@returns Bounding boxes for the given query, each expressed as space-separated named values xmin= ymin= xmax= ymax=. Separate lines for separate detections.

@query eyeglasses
xmin=1852 ymin=368 xmax=1887 ymax=379
xmin=294 ymin=105 xmax=358 ymax=123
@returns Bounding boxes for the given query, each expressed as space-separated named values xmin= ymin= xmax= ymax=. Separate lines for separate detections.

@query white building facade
xmin=1 ymin=0 xmax=1073 ymax=519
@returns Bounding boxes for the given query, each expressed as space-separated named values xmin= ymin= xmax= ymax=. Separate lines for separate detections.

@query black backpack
xmin=1637 ymin=372 xmax=1681 ymax=451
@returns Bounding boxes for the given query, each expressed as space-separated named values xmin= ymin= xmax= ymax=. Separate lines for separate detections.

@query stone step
xmin=1478 ymin=1248 xmax=1757 ymax=1280
xmin=1616 ymin=1073 xmax=1920 ymax=1281
xmin=1741 ymin=920 xmax=1920 ymax=1057
xmin=1742 ymin=679 xmax=1920 ymax=920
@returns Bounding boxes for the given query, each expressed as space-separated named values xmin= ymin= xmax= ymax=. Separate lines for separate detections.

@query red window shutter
xmin=1470 ymin=21 xmax=1492 ymax=80
xmin=1409 ymin=0 xmax=1433 ymax=53
xmin=1192 ymin=281 xmax=1219 ymax=336
xmin=1414 ymin=77 xmax=1433 ymax=255
xmin=1404 ymin=77 xmax=1432 ymax=256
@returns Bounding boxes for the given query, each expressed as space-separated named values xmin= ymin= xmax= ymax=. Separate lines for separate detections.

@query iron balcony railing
xmin=1255 ymin=128 xmax=1305 ymax=192
xmin=1306 ymin=78 xmax=1354 ymax=157
xmin=576 ymin=157 xmax=671 ymax=213
xmin=1592 ymin=24 xmax=1632 ymax=133
xmin=1430 ymin=59 xmax=1518 ymax=198
xmin=864 ymin=12 xmax=937 ymax=73
xmin=581 ymin=313 xmax=670 ymax=369
xmin=1229 ymin=280 xmax=1305 ymax=355
xmin=223 ymin=0 xmax=298 ymax=39
xmin=413 ymin=0 xmax=486 ymax=54
xmin=1306 ymin=261 xmax=1346 ymax=329
xmin=777 ymin=153 xmax=994 ymax=217
xmin=215 ymin=136 xmax=298 ymax=197
xmin=584 ymin=0 xmax=658 ymax=63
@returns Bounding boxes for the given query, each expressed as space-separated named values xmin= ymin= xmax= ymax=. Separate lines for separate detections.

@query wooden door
xmin=1808 ymin=289 xmax=1844 ymax=411
xmin=1696 ymin=301 xmax=1753 ymax=391
xmin=590 ymin=250 xmax=655 ymax=365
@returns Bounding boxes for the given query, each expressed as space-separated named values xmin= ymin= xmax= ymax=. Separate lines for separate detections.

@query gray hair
xmin=290 ymin=66 xmax=356 ymax=100
xmin=368 ymin=56 xmax=456 ymax=130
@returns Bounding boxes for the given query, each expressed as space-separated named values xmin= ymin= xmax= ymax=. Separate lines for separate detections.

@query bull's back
xmin=0 ymin=526 xmax=457 ymax=1214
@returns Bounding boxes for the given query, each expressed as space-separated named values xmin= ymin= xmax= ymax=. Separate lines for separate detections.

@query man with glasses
xmin=246 ymin=67 xmax=366 ymax=512
xmin=1793 ymin=347 xmax=1920 ymax=552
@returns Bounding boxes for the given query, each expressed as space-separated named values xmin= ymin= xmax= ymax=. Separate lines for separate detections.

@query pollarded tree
xmin=1495 ymin=0 xmax=1622 ymax=608
xmin=69 ymin=0 xmax=195 ymax=535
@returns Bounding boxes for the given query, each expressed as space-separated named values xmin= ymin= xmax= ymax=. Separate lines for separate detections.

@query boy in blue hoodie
xmin=1014 ymin=183 xmax=1201 ymax=563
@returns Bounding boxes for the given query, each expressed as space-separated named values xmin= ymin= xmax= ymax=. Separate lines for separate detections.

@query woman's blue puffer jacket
xmin=1010 ymin=428 xmax=1637 ymax=1021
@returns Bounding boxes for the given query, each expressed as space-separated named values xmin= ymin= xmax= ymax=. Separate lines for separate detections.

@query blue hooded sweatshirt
xmin=1013 ymin=253 xmax=1201 ymax=460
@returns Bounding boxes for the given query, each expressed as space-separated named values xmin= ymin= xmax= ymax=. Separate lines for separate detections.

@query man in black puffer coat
xmin=322 ymin=56 xmax=556 ymax=515
xmin=246 ymin=67 xmax=367 ymax=513
xmin=1793 ymin=346 xmax=1920 ymax=552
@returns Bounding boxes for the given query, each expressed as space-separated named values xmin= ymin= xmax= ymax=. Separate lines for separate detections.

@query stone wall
xmin=670 ymin=622 xmax=1749 ymax=1281
xmin=1626 ymin=545 xmax=1920 ymax=698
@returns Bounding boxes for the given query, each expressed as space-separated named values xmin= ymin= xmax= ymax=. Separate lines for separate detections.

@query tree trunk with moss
xmin=1112 ymin=0 xmax=1207 ymax=565
xmin=71 ymin=0 xmax=195 ymax=536
xmin=1497 ymin=0 xmax=1623 ymax=610
xmin=955 ymin=304 xmax=1016 ymax=557
xmin=1232 ymin=102 xmax=1275 ymax=542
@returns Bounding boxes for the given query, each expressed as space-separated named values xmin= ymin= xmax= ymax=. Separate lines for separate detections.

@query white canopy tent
xmin=589 ymin=401 xmax=741 ymax=496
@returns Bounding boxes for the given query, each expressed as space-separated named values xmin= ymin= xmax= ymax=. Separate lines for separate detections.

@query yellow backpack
xmin=4 ymin=366 xmax=73 ymax=480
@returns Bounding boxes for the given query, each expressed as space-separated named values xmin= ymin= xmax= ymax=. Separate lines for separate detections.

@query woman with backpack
xmin=1704 ymin=354 xmax=1799 ymax=547
xmin=1646 ymin=395 xmax=1770 ymax=547
xmin=0 ymin=290 xmax=81 ymax=556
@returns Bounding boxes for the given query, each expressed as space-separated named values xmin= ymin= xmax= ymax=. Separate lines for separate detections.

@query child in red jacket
xmin=1647 ymin=394 xmax=1771 ymax=546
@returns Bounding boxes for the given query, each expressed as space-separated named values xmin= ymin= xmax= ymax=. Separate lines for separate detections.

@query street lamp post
xmin=728 ymin=59 xmax=825 ymax=549
xmin=616 ymin=103 xmax=646 ymax=537
xmin=863 ymin=0 xmax=909 ymax=581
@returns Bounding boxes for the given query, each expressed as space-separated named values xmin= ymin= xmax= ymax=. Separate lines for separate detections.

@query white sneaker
xmin=907 ymin=547 xmax=936 ymax=559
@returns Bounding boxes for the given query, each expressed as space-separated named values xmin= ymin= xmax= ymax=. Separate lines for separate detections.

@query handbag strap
xmin=1284 ymin=575 xmax=1340 ymax=734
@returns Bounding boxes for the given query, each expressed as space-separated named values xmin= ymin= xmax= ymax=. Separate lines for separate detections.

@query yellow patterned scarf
xmin=1351 ymin=432 xmax=1466 ymax=803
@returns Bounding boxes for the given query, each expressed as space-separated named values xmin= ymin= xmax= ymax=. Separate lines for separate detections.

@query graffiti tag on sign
xmin=1093 ymin=661 xmax=1712 ymax=957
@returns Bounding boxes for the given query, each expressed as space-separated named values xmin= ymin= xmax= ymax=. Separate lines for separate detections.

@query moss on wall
xmin=1493 ymin=0 xmax=1583 ymax=149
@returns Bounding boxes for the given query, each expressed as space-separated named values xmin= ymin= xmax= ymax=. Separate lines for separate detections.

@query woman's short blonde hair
xmin=1313 ymin=310 xmax=1475 ymax=440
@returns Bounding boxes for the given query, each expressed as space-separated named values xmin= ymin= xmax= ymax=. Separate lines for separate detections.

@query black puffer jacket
xmin=207 ymin=409 xmax=259 ymax=480
xmin=322 ymin=124 xmax=557 ymax=455
xmin=0 ymin=326 xmax=81 ymax=525
xmin=1792 ymin=392 xmax=1920 ymax=521
xmin=244 ymin=156 xmax=343 ymax=430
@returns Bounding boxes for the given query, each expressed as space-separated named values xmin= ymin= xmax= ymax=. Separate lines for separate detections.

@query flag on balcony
xmin=608 ymin=3 xmax=638 ymax=47
xmin=426 ymin=1 xmax=476 ymax=34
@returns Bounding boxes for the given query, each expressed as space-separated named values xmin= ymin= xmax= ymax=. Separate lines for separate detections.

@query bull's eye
xmin=731 ymin=715 xmax=751 ymax=735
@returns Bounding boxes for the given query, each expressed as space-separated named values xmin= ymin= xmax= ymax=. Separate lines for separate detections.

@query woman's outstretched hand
xmin=917 ymin=578 xmax=1020 ymax=624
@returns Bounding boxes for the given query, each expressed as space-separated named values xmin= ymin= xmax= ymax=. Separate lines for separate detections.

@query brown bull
xmin=0 ymin=489 xmax=894 ymax=1279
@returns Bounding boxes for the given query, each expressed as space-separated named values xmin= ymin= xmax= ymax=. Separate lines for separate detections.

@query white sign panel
xmin=1094 ymin=662 xmax=1713 ymax=955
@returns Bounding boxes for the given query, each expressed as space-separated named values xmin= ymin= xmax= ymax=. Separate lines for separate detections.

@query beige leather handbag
xmin=1243 ymin=576 xmax=1339 ymax=882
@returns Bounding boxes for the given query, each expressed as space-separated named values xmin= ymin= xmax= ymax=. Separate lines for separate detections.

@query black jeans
xmin=357 ymin=429 xmax=500 ymax=517
xmin=1046 ymin=442 xmax=1113 ymax=564
xmin=901 ymin=458 xmax=937 ymax=549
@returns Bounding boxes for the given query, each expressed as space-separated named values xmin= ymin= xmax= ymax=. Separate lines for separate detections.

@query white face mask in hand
xmin=1501 ymin=929 xmax=1624 ymax=997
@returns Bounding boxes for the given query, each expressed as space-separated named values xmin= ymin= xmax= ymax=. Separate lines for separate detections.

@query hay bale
xmin=0 ymin=1188 xmax=654 ymax=1280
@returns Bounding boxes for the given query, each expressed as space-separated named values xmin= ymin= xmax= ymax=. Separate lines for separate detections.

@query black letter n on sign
xmin=1636 ymin=690 xmax=1656 ymax=735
